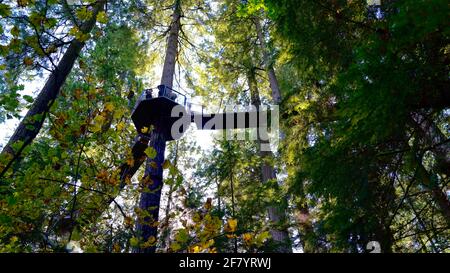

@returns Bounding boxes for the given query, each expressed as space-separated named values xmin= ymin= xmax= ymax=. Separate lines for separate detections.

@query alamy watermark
xmin=170 ymin=104 xmax=280 ymax=152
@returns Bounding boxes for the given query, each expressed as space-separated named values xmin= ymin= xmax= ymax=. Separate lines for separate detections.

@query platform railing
xmin=157 ymin=85 xmax=187 ymax=107
xmin=132 ymin=85 xmax=188 ymax=114
xmin=134 ymin=85 xmax=217 ymax=118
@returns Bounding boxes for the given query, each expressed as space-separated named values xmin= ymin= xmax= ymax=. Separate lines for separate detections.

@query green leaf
xmin=0 ymin=4 xmax=11 ymax=17
xmin=22 ymin=95 xmax=34 ymax=103
xmin=175 ymin=229 xmax=189 ymax=243
xmin=96 ymin=11 xmax=108 ymax=24
xmin=11 ymin=26 xmax=19 ymax=37
xmin=130 ymin=237 xmax=140 ymax=247
xmin=144 ymin=147 xmax=157 ymax=159
xmin=76 ymin=7 xmax=92 ymax=21
xmin=71 ymin=228 xmax=82 ymax=241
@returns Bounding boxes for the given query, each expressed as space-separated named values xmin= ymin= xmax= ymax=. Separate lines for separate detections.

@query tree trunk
xmin=160 ymin=1 xmax=181 ymax=90
xmin=416 ymin=159 xmax=450 ymax=224
xmin=296 ymin=202 xmax=317 ymax=253
xmin=134 ymin=131 xmax=166 ymax=253
xmin=0 ymin=1 xmax=105 ymax=178
xmin=161 ymin=183 xmax=174 ymax=250
xmin=254 ymin=17 xmax=281 ymax=105
xmin=253 ymin=17 xmax=292 ymax=252
xmin=247 ymin=68 xmax=292 ymax=253
xmin=134 ymin=0 xmax=181 ymax=253
xmin=411 ymin=112 xmax=450 ymax=176
xmin=161 ymin=141 xmax=179 ymax=250
xmin=409 ymin=113 xmax=450 ymax=224
xmin=367 ymin=171 xmax=394 ymax=253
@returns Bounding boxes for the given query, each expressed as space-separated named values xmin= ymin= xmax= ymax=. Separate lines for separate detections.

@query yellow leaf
xmin=117 ymin=121 xmax=125 ymax=131
xmin=162 ymin=160 xmax=170 ymax=169
xmin=69 ymin=26 xmax=80 ymax=37
xmin=192 ymin=245 xmax=201 ymax=253
xmin=227 ymin=218 xmax=237 ymax=233
xmin=126 ymin=157 xmax=134 ymax=166
xmin=17 ymin=0 xmax=29 ymax=8
xmin=113 ymin=243 xmax=121 ymax=253
xmin=10 ymin=236 xmax=18 ymax=243
xmin=113 ymin=108 xmax=125 ymax=119
xmin=104 ymin=102 xmax=114 ymax=112
xmin=90 ymin=115 xmax=105 ymax=133
xmin=208 ymin=247 xmax=217 ymax=253
xmin=149 ymin=161 xmax=157 ymax=169
xmin=69 ymin=26 xmax=90 ymax=42
xmin=170 ymin=242 xmax=181 ymax=252
xmin=88 ymin=86 xmax=96 ymax=96
xmin=147 ymin=236 xmax=156 ymax=244
xmin=130 ymin=237 xmax=139 ymax=247
xmin=243 ymin=233 xmax=252 ymax=243
xmin=296 ymin=101 xmax=310 ymax=111
xmin=192 ymin=212 xmax=201 ymax=223
xmin=142 ymin=236 xmax=156 ymax=248
xmin=96 ymin=11 xmax=108 ymax=24
xmin=141 ymin=126 xmax=149 ymax=134
xmin=255 ymin=231 xmax=271 ymax=246
xmin=201 ymin=239 xmax=214 ymax=249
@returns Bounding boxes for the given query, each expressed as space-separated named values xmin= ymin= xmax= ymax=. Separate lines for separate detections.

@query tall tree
xmin=134 ymin=0 xmax=181 ymax=253
xmin=251 ymin=9 xmax=298 ymax=252
xmin=246 ymin=65 xmax=291 ymax=252
xmin=0 ymin=0 xmax=107 ymax=179
xmin=265 ymin=0 xmax=449 ymax=252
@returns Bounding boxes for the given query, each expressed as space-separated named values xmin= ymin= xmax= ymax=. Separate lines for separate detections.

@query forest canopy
xmin=0 ymin=0 xmax=448 ymax=253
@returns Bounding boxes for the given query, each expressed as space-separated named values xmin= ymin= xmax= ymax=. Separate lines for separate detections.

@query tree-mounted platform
xmin=131 ymin=85 xmax=188 ymax=141
xmin=131 ymin=85 xmax=271 ymax=141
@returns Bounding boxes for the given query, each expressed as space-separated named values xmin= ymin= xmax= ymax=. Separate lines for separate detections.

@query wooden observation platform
xmin=131 ymin=85 xmax=270 ymax=141
xmin=131 ymin=85 xmax=188 ymax=141
xmin=119 ymin=84 xmax=274 ymax=189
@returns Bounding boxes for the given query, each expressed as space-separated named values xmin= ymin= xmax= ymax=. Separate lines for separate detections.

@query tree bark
xmin=296 ymin=203 xmax=317 ymax=253
xmin=254 ymin=17 xmax=281 ymax=105
xmin=160 ymin=183 xmax=174 ymax=250
xmin=411 ymin=112 xmax=450 ymax=176
xmin=160 ymin=1 xmax=181 ymax=90
xmin=416 ymin=159 xmax=450 ymax=224
xmin=161 ymin=141 xmax=179 ymax=250
xmin=134 ymin=131 xmax=166 ymax=253
xmin=0 ymin=1 xmax=106 ymax=178
xmin=247 ymin=68 xmax=292 ymax=253
xmin=134 ymin=0 xmax=181 ymax=253
xmin=409 ymin=113 xmax=450 ymax=224
xmin=253 ymin=16 xmax=292 ymax=252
